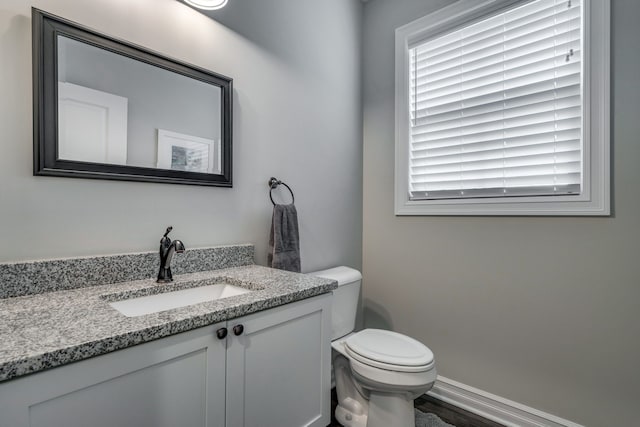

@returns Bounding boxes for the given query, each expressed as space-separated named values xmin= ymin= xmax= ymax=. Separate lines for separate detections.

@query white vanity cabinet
xmin=0 ymin=320 xmax=228 ymax=427
xmin=225 ymin=293 xmax=331 ymax=427
xmin=0 ymin=293 xmax=332 ymax=427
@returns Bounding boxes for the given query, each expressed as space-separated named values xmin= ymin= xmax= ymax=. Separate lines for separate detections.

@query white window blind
xmin=408 ymin=0 xmax=582 ymax=200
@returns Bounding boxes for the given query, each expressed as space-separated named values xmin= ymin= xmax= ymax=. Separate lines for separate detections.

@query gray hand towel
xmin=268 ymin=204 xmax=301 ymax=272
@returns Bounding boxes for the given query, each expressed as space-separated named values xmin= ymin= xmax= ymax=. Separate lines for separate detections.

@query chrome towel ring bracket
xmin=268 ymin=177 xmax=295 ymax=205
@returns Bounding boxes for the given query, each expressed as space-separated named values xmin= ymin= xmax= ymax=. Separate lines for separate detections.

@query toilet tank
xmin=309 ymin=266 xmax=362 ymax=340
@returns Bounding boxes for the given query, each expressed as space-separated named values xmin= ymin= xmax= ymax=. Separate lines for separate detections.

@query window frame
xmin=394 ymin=0 xmax=610 ymax=216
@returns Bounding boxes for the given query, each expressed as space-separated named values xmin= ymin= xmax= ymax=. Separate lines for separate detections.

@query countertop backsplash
xmin=0 ymin=245 xmax=254 ymax=299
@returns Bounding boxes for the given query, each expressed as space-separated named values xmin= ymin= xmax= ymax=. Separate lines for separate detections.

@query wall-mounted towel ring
xmin=268 ymin=177 xmax=295 ymax=205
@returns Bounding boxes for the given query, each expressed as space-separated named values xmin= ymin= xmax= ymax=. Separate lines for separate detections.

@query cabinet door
xmin=0 ymin=323 xmax=227 ymax=427
xmin=226 ymin=294 xmax=332 ymax=427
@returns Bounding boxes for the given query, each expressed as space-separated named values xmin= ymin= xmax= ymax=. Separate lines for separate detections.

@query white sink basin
xmin=109 ymin=283 xmax=251 ymax=317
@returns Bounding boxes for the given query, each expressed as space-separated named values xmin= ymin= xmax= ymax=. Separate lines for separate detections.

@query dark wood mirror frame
xmin=32 ymin=8 xmax=233 ymax=187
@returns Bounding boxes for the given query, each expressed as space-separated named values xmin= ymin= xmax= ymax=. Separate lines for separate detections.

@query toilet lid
xmin=345 ymin=329 xmax=434 ymax=371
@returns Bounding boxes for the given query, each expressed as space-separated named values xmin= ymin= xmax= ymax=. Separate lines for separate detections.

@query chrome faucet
xmin=157 ymin=226 xmax=185 ymax=283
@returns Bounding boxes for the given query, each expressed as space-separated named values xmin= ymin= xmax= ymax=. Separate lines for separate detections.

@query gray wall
xmin=0 ymin=0 xmax=362 ymax=273
xmin=362 ymin=0 xmax=639 ymax=426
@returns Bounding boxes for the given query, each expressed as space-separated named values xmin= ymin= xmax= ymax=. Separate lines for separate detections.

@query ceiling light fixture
xmin=183 ymin=0 xmax=228 ymax=10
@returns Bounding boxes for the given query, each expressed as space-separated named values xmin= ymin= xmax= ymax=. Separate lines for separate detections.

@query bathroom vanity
xmin=0 ymin=246 xmax=336 ymax=427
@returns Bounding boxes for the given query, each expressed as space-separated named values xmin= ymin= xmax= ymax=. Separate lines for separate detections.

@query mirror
xmin=32 ymin=9 xmax=232 ymax=186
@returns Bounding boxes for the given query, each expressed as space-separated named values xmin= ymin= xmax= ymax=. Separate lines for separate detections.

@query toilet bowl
xmin=310 ymin=267 xmax=437 ymax=427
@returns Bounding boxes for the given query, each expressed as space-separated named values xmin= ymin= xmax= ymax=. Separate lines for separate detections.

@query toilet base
xmin=367 ymin=391 xmax=415 ymax=427
xmin=334 ymin=354 xmax=369 ymax=427
xmin=335 ymin=400 xmax=368 ymax=427
xmin=335 ymin=391 xmax=417 ymax=427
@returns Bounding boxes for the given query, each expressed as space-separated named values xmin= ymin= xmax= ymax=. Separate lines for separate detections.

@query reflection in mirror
xmin=57 ymin=36 xmax=222 ymax=174
xmin=33 ymin=8 xmax=232 ymax=186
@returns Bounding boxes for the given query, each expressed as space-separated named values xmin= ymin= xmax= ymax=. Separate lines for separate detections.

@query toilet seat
xmin=344 ymin=329 xmax=434 ymax=373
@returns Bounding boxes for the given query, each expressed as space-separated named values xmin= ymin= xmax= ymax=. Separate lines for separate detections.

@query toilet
xmin=310 ymin=266 xmax=436 ymax=427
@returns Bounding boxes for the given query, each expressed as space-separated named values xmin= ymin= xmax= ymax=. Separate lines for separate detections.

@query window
xmin=395 ymin=0 xmax=609 ymax=215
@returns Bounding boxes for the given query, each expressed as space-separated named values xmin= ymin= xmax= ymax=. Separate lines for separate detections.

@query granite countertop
xmin=0 ymin=264 xmax=337 ymax=383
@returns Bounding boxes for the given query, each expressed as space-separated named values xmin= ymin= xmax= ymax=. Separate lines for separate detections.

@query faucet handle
xmin=163 ymin=226 xmax=173 ymax=238
xmin=173 ymin=240 xmax=186 ymax=253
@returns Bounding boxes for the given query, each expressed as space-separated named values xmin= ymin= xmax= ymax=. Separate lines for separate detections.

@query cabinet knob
xmin=216 ymin=327 xmax=228 ymax=339
xmin=233 ymin=324 xmax=244 ymax=336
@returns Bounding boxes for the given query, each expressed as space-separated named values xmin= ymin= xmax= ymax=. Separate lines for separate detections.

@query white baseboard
xmin=426 ymin=376 xmax=585 ymax=427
